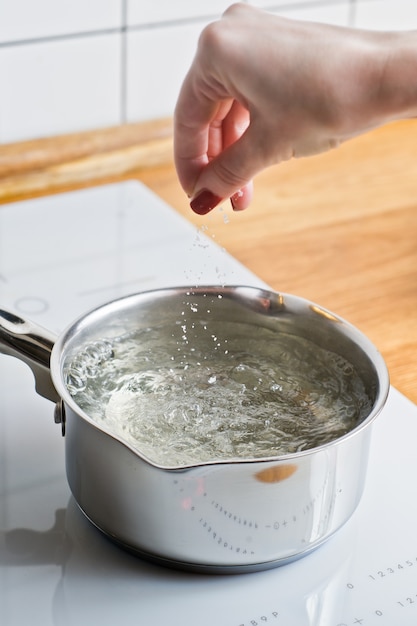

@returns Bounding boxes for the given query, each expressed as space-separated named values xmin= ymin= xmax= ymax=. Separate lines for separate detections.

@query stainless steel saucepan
xmin=0 ymin=286 xmax=389 ymax=573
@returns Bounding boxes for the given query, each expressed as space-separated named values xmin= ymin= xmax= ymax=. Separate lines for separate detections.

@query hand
xmin=174 ymin=3 xmax=416 ymax=214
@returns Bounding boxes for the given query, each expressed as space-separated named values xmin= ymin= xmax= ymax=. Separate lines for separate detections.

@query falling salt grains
xmin=219 ymin=205 xmax=230 ymax=225
xmin=193 ymin=225 xmax=210 ymax=250
xmin=185 ymin=214 xmax=232 ymax=288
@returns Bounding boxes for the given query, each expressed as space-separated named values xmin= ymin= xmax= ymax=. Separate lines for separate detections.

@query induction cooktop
xmin=1 ymin=181 xmax=417 ymax=626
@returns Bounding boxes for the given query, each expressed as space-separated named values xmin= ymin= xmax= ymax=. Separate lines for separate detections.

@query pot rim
xmin=50 ymin=285 xmax=390 ymax=471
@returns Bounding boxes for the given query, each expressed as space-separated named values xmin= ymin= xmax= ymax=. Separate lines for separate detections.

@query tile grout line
xmin=0 ymin=0 xmax=361 ymax=50
xmin=120 ymin=0 xmax=128 ymax=124
xmin=0 ymin=27 xmax=122 ymax=49
xmin=349 ymin=0 xmax=357 ymax=27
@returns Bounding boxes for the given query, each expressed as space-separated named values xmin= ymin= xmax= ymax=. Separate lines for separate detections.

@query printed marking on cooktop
xmin=15 ymin=297 xmax=49 ymax=314
xmin=77 ymin=276 xmax=157 ymax=297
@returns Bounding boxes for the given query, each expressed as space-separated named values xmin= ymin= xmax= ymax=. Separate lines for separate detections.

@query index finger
xmin=174 ymin=68 xmax=233 ymax=197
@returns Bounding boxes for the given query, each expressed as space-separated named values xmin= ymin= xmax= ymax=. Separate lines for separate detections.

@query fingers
xmin=175 ymin=84 xmax=254 ymax=214
xmin=195 ymin=100 xmax=253 ymax=213
xmin=230 ymin=183 xmax=253 ymax=211
xmin=174 ymin=12 xmax=255 ymax=212
xmin=189 ymin=182 xmax=253 ymax=215
xmin=189 ymin=115 xmax=273 ymax=211
xmin=174 ymin=85 xmax=228 ymax=198
xmin=174 ymin=8 xmax=289 ymax=214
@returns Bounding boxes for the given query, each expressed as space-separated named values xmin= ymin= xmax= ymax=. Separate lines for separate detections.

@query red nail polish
xmin=190 ymin=190 xmax=222 ymax=215
xmin=230 ymin=189 xmax=244 ymax=211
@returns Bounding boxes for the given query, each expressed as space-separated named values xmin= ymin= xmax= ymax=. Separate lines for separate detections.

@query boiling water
xmin=64 ymin=321 xmax=372 ymax=467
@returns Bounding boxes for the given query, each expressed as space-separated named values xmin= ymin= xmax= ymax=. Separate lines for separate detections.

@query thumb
xmin=190 ymin=129 xmax=263 ymax=215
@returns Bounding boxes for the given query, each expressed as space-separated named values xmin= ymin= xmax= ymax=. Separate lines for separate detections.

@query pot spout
xmin=0 ymin=308 xmax=59 ymax=402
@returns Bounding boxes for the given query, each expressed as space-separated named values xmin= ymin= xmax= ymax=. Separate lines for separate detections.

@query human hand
xmin=174 ymin=3 xmax=414 ymax=214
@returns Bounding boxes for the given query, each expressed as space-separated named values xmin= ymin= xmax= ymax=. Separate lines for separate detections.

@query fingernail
xmin=230 ymin=189 xmax=244 ymax=211
xmin=190 ymin=190 xmax=222 ymax=215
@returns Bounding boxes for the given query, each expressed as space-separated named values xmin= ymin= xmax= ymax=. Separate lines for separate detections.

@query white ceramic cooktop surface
xmin=1 ymin=182 xmax=417 ymax=626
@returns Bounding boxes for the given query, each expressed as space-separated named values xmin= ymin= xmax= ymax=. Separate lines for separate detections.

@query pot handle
xmin=0 ymin=308 xmax=60 ymax=403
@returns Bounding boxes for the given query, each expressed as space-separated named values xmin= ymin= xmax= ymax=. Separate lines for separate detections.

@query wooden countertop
xmin=1 ymin=118 xmax=417 ymax=403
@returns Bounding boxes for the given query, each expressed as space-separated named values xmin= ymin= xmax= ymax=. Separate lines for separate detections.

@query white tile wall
xmin=127 ymin=0 xmax=232 ymax=25
xmin=249 ymin=0 xmax=335 ymax=7
xmin=0 ymin=0 xmax=415 ymax=144
xmin=126 ymin=22 xmax=207 ymax=123
xmin=0 ymin=0 xmax=122 ymax=44
xmin=0 ymin=34 xmax=121 ymax=143
xmin=124 ymin=2 xmax=352 ymax=124
xmin=354 ymin=0 xmax=417 ymax=30
xmin=269 ymin=2 xmax=351 ymax=25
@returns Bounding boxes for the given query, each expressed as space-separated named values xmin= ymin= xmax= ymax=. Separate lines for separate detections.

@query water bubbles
xmin=65 ymin=368 xmax=86 ymax=395
xmin=65 ymin=340 xmax=113 ymax=395
xmin=64 ymin=323 xmax=372 ymax=467
xmin=84 ymin=340 xmax=113 ymax=362
xmin=270 ymin=383 xmax=283 ymax=393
